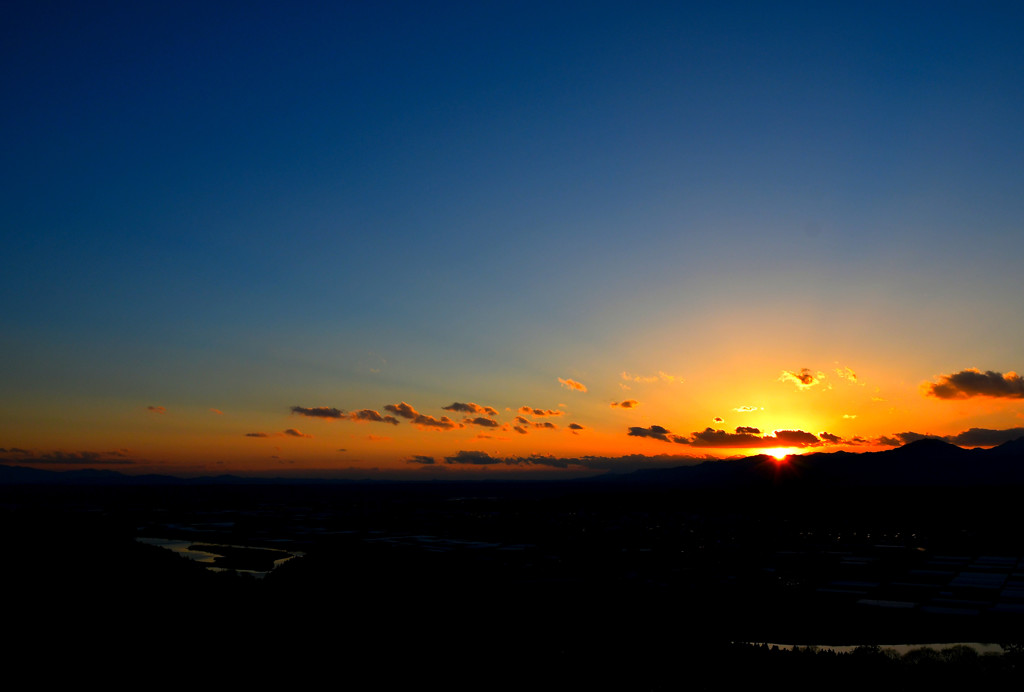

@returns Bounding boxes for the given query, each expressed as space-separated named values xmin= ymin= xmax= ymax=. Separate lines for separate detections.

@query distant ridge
xmin=2 ymin=437 xmax=1024 ymax=487
xmin=598 ymin=436 xmax=1024 ymax=489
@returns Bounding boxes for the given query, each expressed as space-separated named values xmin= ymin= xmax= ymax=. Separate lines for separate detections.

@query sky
xmin=2 ymin=1 xmax=1023 ymax=478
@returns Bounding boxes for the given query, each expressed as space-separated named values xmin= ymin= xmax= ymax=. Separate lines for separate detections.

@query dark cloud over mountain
xmin=923 ymin=369 xmax=1024 ymax=399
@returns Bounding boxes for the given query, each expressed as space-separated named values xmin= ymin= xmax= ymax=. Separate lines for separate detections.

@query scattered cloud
xmin=733 ymin=406 xmax=761 ymax=413
xmin=568 ymin=423 xmax=585 ymax=434
xmin=778 ymin=368 xmax=822 ymax=390
xmin=291 ymin=406 xmax=345 ymax=419
xmin=443 ymin=402 xmax=499 ymax=416
xmin=147 ymin=406 xmax=166 ymax=414
xmin=834 ymin=366 xmax=858 ymax=383
xmin=621 ymin=371 xmax=683 ymax=385
xmin=408 ymin=455 xmax=436 ymax=464
xmin=210 ymin=408 xmax=224 ymax=415
xmin=245 ymin=432 xmax=270 ymax=438
xmin=923 ymin=369 xmax=1024 ymax=399
xmin=533 ymin=421 xmax=558 ymax=430
xmin=2 ymin=450 xmax=135 ymax=465
xmin=383 ymin=402 xmax=459 ymax=429
xmin=348 ymin=409 xmax=400 ymax=425
xmin=713 ymin=416 xmax=724 ymax=423
xmin=292 ymin=405 xmax=400 ymax=424
xmin=687 ymin=427 xmax=823 ymax=448
xmin=445 ymin=450 xmax=503 ymax=465
xmin=819 ymin=432 xmax=842 ymax=444
xmin=627 ymin=426 xmax=832 ymax=449
xmin=627 ymin=425 xmax=689 ymax=444
xmin=843 ymin=414 xmax=858 ymax=419
xmin=283 ymin=428 xmax=312 ymax=438
xmin=518 ymin=407 xmax=564 ymax=417
xmin=611 ymin=400 xmax=639 ymax=409
xmin=558 ymin=377 xmax=587 ymax=392
xmin=464 ymin=417 xmax=500 ymax=428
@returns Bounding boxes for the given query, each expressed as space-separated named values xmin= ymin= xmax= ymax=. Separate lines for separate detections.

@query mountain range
xmin=2 ymin=437 xmax=1024 ymax=488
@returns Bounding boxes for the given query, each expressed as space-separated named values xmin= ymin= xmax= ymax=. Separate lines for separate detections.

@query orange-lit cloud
xmin=611 ymin=399 xmax=639 ymax=409
xmin=622 ymin=372 xmax=659 ymax=383
xmin=245 ymin=432 xmax=270 ymax=438
xmin=463 ymin=416 xmax=500 ymax=428
xmin=291 ymin=406 xmax=345 ymax=419
xmin=283 ymin=428 xmax=312 ymax=438
xmin=347 ymin=409 xmax=400 ymax=425
xmin=689 ymin=428 xmax=822 ymax=448
xmin=733 ymin=406 xmax=761 ymax=412
xmin=835 ymin=366 xmax=858 ymax=383
xmin=210 ymin=408 xmax=224 ymax=415
xmin=443 ymin=402 xmax=499 ymax=416
xmin=147 ymin=405 xmax=166 ymax=414
xmin=568 ymin=423 xmax=585 ymax=434
xmin=383 ymin=402 xmax=459 ymax=429
xmin=621 ymin=371 xmax=682 ymax=384
xmin=923 ymin=369 xmax=1024 ymax=399
xmin=519 ymin=406 xmax=564 ymax=417
xmin=408 ymin=455 xmax=435 ymax=464
xmin=778 ymin=368 xmax=822 ymax=390
xmin=629 ymin=425 xmax=831 ymax=449
xmin=290 ymin=405 xmax=401 ymax=425
xmin=558 ymin=377 xmax=587 ymax=392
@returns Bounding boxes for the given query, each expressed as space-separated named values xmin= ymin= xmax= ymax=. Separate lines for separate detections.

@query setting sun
xmin=766 ymin=448 xmax=796 ymax=461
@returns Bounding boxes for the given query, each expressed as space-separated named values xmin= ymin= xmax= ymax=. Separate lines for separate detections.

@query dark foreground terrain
xmin=4 ymin=471 xmax=1024 ymax=688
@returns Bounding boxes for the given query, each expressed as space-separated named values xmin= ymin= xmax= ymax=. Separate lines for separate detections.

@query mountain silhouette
xmin=2 ymin=437 xmax=1023 ymax=488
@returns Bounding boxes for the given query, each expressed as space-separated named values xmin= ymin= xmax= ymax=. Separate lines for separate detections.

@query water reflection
xmin=137 ymin=537 xmax=301 ymax=578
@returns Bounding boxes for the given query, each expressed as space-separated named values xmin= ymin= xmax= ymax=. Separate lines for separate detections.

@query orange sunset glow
xmin=2 ymin=3 xmax=1022 ymax=480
